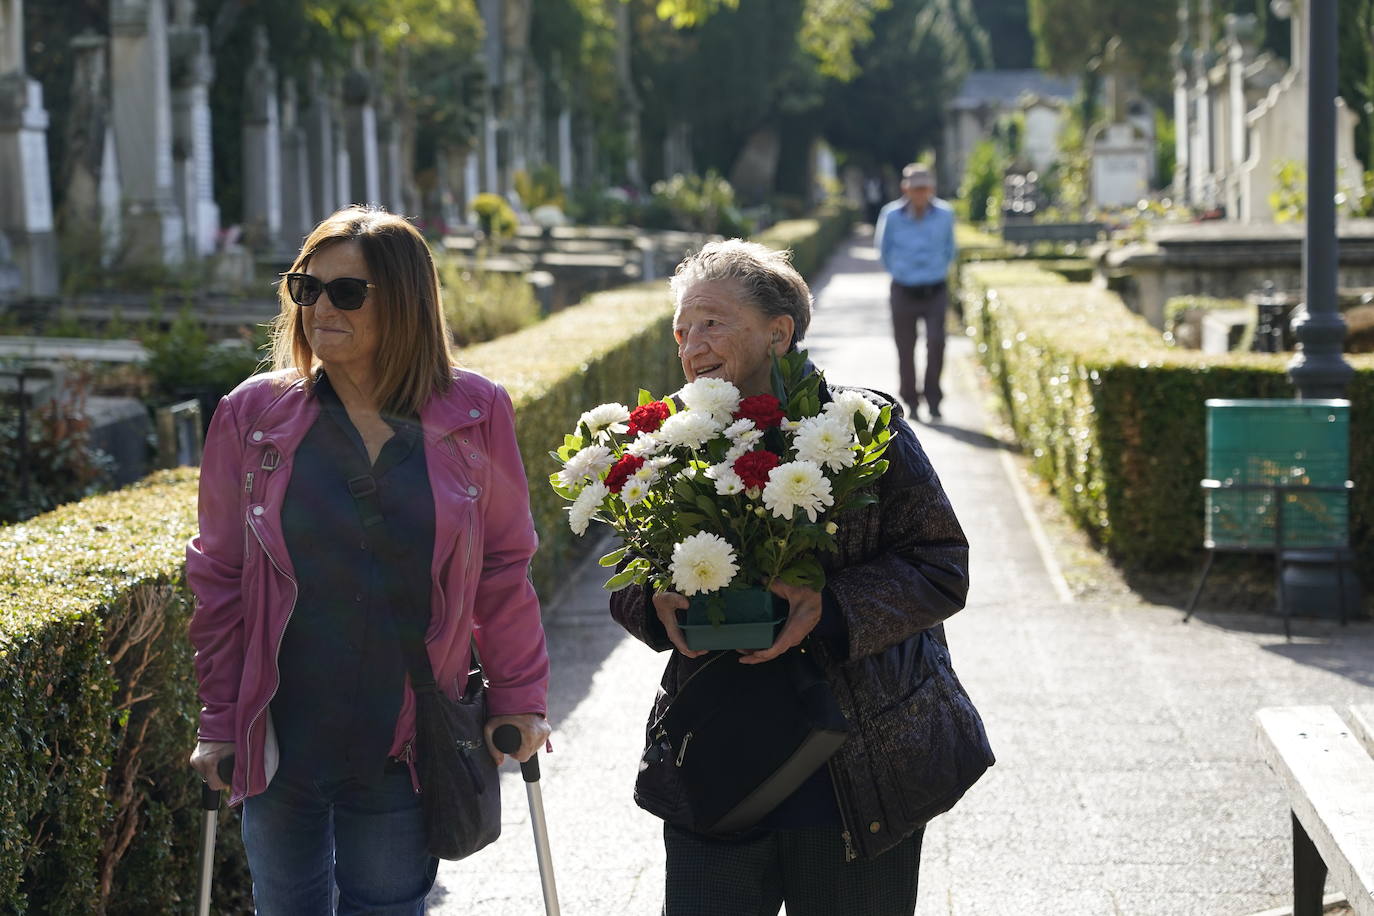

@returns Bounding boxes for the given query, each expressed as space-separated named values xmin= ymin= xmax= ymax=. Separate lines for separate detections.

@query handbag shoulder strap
xmin=337 ymin=446 xmax=444 ymax=694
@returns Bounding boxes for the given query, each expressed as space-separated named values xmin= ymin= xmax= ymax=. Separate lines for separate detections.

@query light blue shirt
xmin=874 ymin=197 xmax=957 ymax=286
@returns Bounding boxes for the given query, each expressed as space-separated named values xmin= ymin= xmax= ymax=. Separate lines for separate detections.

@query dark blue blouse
xmin=272 ymin=374 xmax=435 ymax=785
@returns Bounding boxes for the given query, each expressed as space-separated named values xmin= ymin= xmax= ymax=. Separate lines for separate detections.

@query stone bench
xmin=1256 ymin=705 xmax=1374 ymax=916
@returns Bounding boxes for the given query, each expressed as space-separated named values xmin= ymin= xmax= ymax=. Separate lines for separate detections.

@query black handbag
xmin=634 ymin=644 xmax=850 ymax=834
xmin=344 ymin=469 xmax=501 ymax=861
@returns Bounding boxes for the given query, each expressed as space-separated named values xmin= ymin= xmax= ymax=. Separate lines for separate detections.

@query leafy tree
xmin=822 ymin=0 xmax=985 ymax=171
xmin=1028 ymin=0 xmax=1175 ymax=99
xmin=970 ymin=0 xmax=1035 ymax=68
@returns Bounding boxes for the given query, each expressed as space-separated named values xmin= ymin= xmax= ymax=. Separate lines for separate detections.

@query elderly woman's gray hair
xmin=669 ymin=239 xmax=812 ymax=348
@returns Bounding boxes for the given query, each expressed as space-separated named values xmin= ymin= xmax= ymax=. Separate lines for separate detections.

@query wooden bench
xmin=1256 ymin=705 xmax=1374 ymax=916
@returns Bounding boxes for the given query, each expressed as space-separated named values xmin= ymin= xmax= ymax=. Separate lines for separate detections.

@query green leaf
xmin=602 ymin=567 xmax=640 ymax=591
xmin=598 ymin=546 xmax=628 ymax=567
xmin=638 ymin=388 xmax=654 ymax=406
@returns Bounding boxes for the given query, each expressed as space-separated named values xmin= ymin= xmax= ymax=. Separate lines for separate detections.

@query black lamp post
xmin=1288 ymin=0 xmax=1354 ymax=398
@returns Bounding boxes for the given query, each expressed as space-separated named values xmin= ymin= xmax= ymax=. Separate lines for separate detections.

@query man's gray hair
xmin=669 ymin=239 xmax=812 ymax=347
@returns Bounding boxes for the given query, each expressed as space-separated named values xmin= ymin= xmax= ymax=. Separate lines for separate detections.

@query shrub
xmin=0 ymin=470 xmax=252 ymax=914
xmin=752 ymin=201 xmax=858 ymax=280
xmin=959 ymin=139 xmax=1005 ymax=225
xmin=471 ymin=193 xmax=518 ymax=242
xmin=0 ymin=366 xmax=114 ymax=523
xmin=138 ymin=308 xmax=267 ymax=408
xmin=645 ymin=171 xmax=753 ymax=237
xmin=962 ymin=261 xmax=1374 ymax=581
xmin=437 ymin=262 xmax=543 ymax=347
xmin=513 ymin=165 xmax=565 ymax=213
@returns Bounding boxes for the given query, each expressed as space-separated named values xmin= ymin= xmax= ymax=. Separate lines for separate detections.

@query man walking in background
xmin=874 ymin=163 xmax=957 ymax=421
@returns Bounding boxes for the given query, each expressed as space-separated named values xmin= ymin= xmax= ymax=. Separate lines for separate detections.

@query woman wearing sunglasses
xmin=186 ymin=206 xmax=551 ymax=913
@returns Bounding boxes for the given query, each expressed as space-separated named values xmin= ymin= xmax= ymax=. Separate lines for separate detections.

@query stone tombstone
xmin=302 ymin=61 xmax=336 ymax=220
xmin=1089 ymin=121 xmax=1151 ymax=208
xmin=279 ymin=78 xmax=313 ymax=247
xmin=241 ymin=25 xmax=282 ymax=252
xmin=1021 ymin=97 xmax=1063 ymax=174
xmin=110 ymin=0 xmax=185 ymax=267
xmin=331 ymin=74 xmax=351 ymax=208
xmin=169 ymin=0 xmax=219 ymax=258
xmin=61 ymin=32 xmax=121 ymax=268
xmin=343 ymin=42 xmax=379 ymax=207
xmin=375 ymin=84 xmax=404 ymax=215
xmin=0 ymin=0 xmax=59 ymax=296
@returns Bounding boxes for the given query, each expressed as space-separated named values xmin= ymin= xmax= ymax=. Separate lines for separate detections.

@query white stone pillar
xmin=240 ymin=25 xmax=281 ymax=252
xmin=279 ymin=78 xmax=313 ymax=248
xmin=170 ymin=0 xmax=218 ymax=258
xmin=110 ymin=0 xmax=184 ymax=267
xmin=302 ymin=61 xmax=335 ymax=223
xmin=343 ymin=43 xmax=379 ymax=207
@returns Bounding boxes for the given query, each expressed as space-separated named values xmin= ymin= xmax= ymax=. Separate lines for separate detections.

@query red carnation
xmin=628 ymin=401 xmax=671 ymax=436
xmin=732 ymin=449 xmax=781 ymax=490
xmin=604 ymin=454 xmax=645 ymax=494
xmin=733 ymin=394 xmax=785 ymax=430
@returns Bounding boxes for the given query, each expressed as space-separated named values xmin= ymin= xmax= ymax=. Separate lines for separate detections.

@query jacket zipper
xmin=243 ymin=511 xmax=299 ymax=794
xmin=828 ymin=758 xmax=859 ymax=862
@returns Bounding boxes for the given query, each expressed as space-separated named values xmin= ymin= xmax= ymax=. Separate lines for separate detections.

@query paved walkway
xmin=429 ymin=230 xmax=1374 ymax=915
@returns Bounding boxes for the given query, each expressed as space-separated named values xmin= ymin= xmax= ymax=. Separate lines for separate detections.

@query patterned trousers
xmin=662 ymin=823 xmax=923 ymax=916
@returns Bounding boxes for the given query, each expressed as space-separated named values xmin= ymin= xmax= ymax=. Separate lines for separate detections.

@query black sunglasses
xmin=283 ymin=273 xmax=376 ymax=310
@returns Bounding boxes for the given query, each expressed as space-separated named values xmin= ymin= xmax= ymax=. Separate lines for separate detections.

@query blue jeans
xmin=241 ymin=764 xmax=438 ymax=915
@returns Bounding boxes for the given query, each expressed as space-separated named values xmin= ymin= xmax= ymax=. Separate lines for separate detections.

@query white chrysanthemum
xmin=568 ymin=481 xmax=608 ymax=534
xmin=620 ymin=475 xmax=651 ymax=507
xmin=558 ymin=444 xmax=615 ymax=488
xmin=657 ymin=410 xmax=721 ymax=450
xmin=626 ymin=432 xmax=667 ymax=458
xmin=762 ymin=460 xmax=834 ymax=522
xmin=823 ymin=391 xmax=882 ymax=430
xmin=670 ymin=532 xmax=739 ymax=596
xmin=705 ymin=462 xmax=745 ymax=496
xmin=578 ymin=402 xmax=631 ymax=438
xmin=780 ymin=417 xmax=802 ymax=432
xmin=792 ymin=414 xmax=858 ymax=471
xmin=723 ymin=418 xmax=756 ymax=439
xmin=679 ymin=378 xmax=741 ymax=423
xmin=646 ymin=456 xmax=675 ymax=472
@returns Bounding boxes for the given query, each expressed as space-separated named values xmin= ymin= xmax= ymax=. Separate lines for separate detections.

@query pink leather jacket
xmin=187 ymin=368 xmax=549 ymax=805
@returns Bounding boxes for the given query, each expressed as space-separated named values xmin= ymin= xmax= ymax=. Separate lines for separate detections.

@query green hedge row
xmin=0 ymin=208 xmax=857 ymax=911
xmin=0 ymin=469 xmax=253 ymax=914
xmin=961 ymin=261 xmax=1374 ymax=581
xmin=753 ymin=200 xmax=858 ymax=279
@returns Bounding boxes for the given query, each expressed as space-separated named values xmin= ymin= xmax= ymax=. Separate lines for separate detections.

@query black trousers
xmin=662 ymin=823 xmax=924 ymax=916
xmin=889 ymin=281 xmax=949 ymax=414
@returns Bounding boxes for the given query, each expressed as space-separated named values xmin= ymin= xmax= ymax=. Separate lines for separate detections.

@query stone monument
xmin=343 ymin=42 xmax=379 ymax=207
xmin=332 ymin=73 xmax=351 ymax=207
xmin=0 ymin=0 xmax=60 ymax=296
xmin=169 ymin=0 xmax=219 ymax=258
xmin=302 ymin=61 xmax=336 ymax=218
xmin=110 ymin=0 xmax=185 ymax=267
xmin=61 ymin=32 xmax=121 ymax=268
xmin=1088 ymin=39 xmax=1152 ymax=209
xmin=241 ymin=25 xmax=282 ymax=252
xmin=279 ymin=78 xmax=313 ymax=247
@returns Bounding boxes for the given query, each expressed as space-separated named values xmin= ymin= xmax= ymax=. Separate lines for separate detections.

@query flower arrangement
xmin=549 ymin=351 xmax=893 ymax=633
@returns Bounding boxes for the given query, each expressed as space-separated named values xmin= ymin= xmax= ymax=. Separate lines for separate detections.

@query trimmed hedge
xmin=754 ymin=201 xmax=858 ymax=279
xmin=962 ymin=261 xmax=1374 ymax=583
xmin=0 ymin=469 xmax=252 ymax=914
xmin=0 ymin=208 xmax=856 ymax=912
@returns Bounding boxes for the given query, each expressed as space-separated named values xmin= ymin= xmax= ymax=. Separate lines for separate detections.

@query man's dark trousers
xmin=889 ymin=279 xmax=948 ymax=417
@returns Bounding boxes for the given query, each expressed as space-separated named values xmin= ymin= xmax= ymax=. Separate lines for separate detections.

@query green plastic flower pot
xmin=680 ymin=587 xmax=787 ymax=651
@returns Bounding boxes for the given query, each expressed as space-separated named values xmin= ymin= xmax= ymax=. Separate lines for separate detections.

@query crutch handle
xmin=200 ymin=755 xmax=235 ymax=810
xmin=493 ymin=724 xmax=540 ymax=782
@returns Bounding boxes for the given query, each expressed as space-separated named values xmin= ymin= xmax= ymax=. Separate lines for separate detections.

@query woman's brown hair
xmin=270 ymin=206 xmax=453 ymax=417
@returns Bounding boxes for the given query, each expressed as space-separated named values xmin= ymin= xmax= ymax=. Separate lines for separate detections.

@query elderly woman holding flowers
xmin=575 ymin=239 xmax=979 ymax=916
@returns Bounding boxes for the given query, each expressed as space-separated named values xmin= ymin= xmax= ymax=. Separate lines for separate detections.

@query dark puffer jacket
xmin=610 ymin=383 xmax=987 ymax=861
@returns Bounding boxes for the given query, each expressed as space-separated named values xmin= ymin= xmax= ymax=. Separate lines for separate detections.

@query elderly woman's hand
xmin=189 ymin=739 xmax=236 ymax=790
xmin=738 ymin=581 xmax=823 ymax=665
xmin=652 ymin=590 xmax=708 ymax=658
xmin=484 ymin=713 xmax=552 ymax=765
